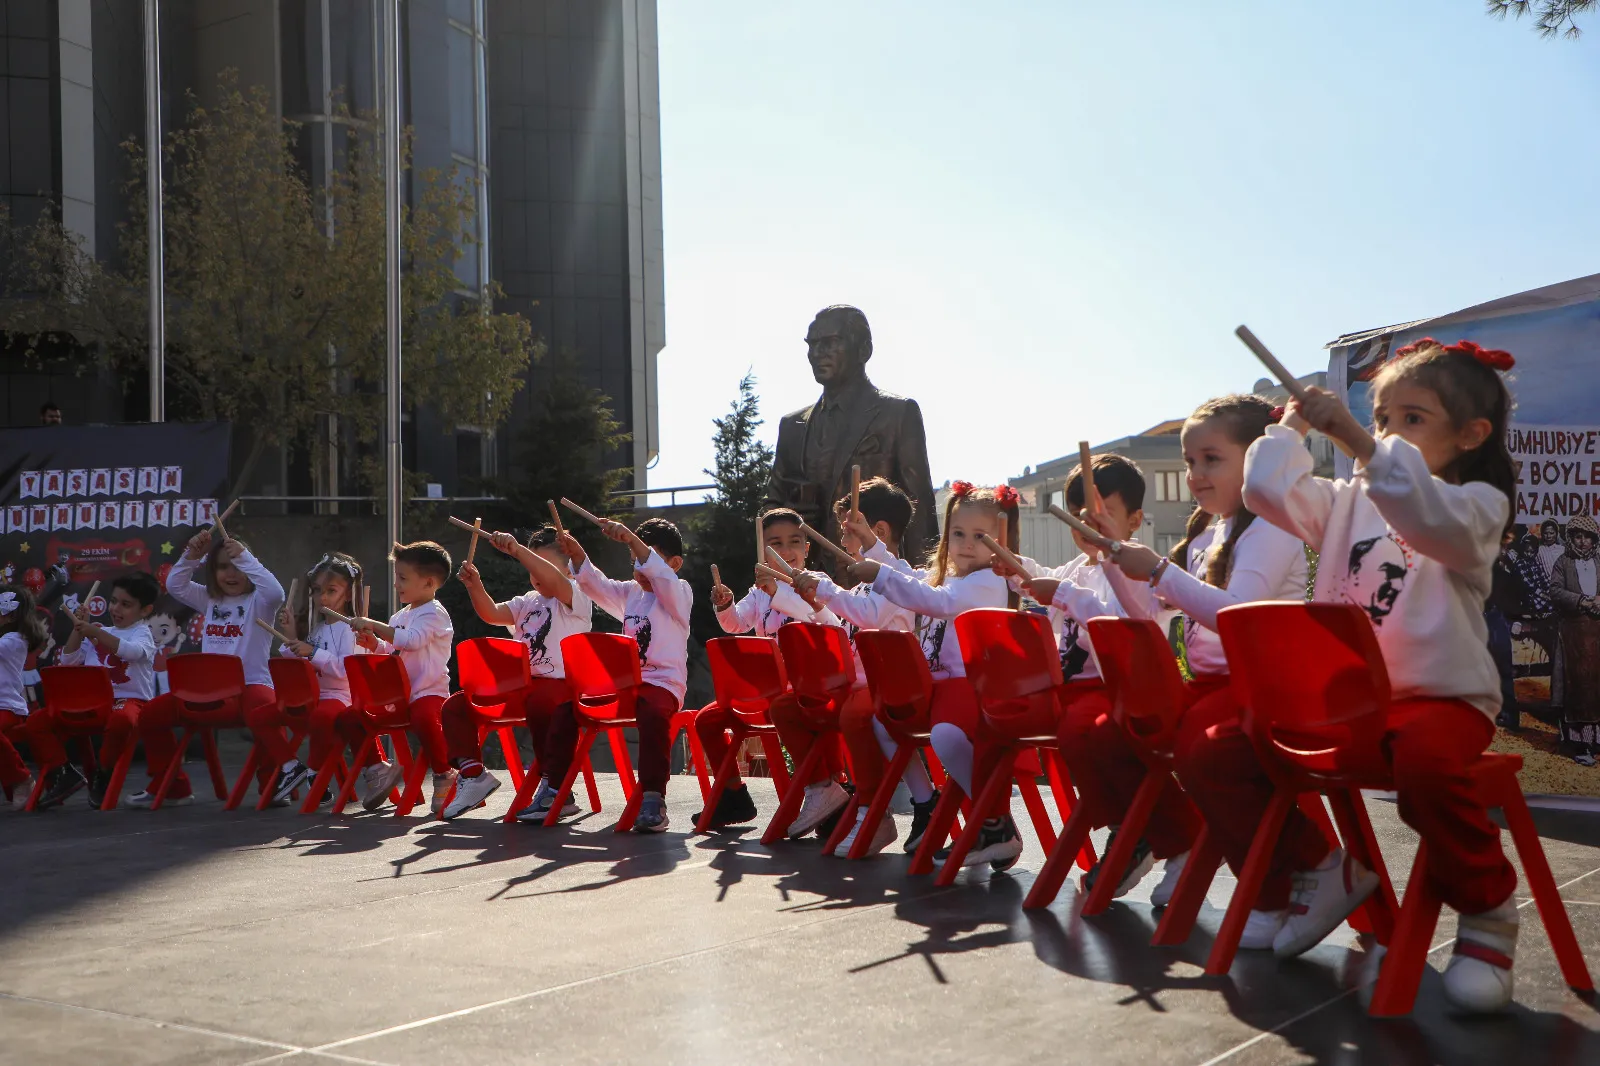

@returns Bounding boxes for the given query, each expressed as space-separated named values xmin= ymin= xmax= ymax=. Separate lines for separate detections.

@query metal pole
xmin=143 ymin=0 xmax=165 ymax=423
xmin=383 ymin=0 xmax=404 ymax=597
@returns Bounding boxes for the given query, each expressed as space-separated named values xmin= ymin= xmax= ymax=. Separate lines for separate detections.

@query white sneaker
xmin=430 ymin=770 xmax=458 ymax=816
xmin=1274 ymin=849 xmax=1379 ymax=958
xmin=359 ymin=762 xmax=405 ymax=810
xmin=1442 ymin=896 xmax=1519 ymax=1013
xmin=1150 ymin=851 xmax=1189 ymax=909
xmin=1240 ymin=908 xmax=1288 ymax=950
xmin=832 ymin=809 xmax=898 ymax=857
xmin=786 ymin=780 xmax=849 ymax=838
xmin=441 ymin=771 xmax=501 ymax=820
xmin=10 ymin=775 xmax=36 ymax=811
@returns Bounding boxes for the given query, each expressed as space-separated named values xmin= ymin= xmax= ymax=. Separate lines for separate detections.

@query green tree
xmin=1487 ymin=0 xmax=1594 ymax=38
xmin=683 ymin=371 xmax=775 ymax=641
xmin=1 ymin=72 xmax=536 ymax=498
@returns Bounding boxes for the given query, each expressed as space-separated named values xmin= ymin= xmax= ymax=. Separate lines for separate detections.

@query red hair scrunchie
xmin=1445 ymin=338 xmax=1516 ymax=371
xmin=1269 ymin=405 xmax=1286 ymax=421
xmin=949 ymin=480 xmax=975 ymax=499
xmin=994 ymin=484 xmax=1020 ymax=508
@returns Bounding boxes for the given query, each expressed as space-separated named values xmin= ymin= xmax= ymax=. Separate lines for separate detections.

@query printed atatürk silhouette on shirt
xmin=523 ymin=605 xmax=555 ymax=676
xmin=1058 ymin=619 xmax=1090 ymax=680
xmin=626 ymin=614 xmax=652 ymax=665
xmin=1347 ymin=533 xmax=1413 ymax=626
xmin=921 ymin=617 xmax=947 ymax=673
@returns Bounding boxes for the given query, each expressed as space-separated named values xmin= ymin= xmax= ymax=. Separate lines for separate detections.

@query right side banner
xmin=1329 ymin=274 xmax=1600 ymax=799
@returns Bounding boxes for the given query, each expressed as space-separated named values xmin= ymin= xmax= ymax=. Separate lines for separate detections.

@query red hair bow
xmin=1446 ymin=339 xmax=1515 ymax=371
xmin=994 ymin=484 xmax=1020 ymax=508
xmin=1269 ymin=405 xmax=1286 ymax=421
xmin=949 ymin=480 xmax=975 ymax=499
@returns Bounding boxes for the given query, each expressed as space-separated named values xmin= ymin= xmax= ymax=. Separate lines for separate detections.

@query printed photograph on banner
xmin=137 ymin=467 xmax=159 ymax=494
xmin=161 ymin=466 xmax=183 ymax=493
xmin=51 ymin=503 xmax=73 ymax=530
xmin=90 ymin=469 xmax=111 ymax=495
xmin=172 ymin=499 xmax=194 ymax=526
xmin=148 ymin=500 xmax=170 ymax=526
xmin=43 ymin=470 xmax=64 ymax=497
xmin=75 ymin=503 xmax=97 ymax=530
xmin=114 ymin=468 xmax=135 ymax=494
xmin=19 ymin=472 xmax=40 ymax=498
xmin=98 ymin=503 xmax=121 ymax=529
xmin=122 ymin=500 xmax=145 ymax=528
xmin=67 ymin=469 xmax=88 ymax=496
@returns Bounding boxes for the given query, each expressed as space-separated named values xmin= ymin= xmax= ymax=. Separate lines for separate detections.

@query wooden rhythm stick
xmin=285 ymin=578 xmax=301 ymax=638
xmin=754 ymin=563 xmax=794 ymax=585
xmin=210 ymin=498 xmax=240 ymax=538
xmin=254 ymin=618 xmax=296 ymax=645
xmin=1235 ymin=325 xmax=1309 ymax=402
xmin=547 ymin=499 xmax=566 ymax=536
xmin=1078 ymin=441 xmax=1100 ymax=513
xmin=446 ymin=515 xmax=481 ymax=536
xmin=466 ymin=516 xmax=482 ymax=564
xmin=755 ymin=512 xmax=765 ymax=564
xmin=1047 ymin=504 xmax=1120 ymax=551
xmin=320 ymin=605 xmax=354 ymax=625
xmin=977 ymin=532 xmax=1031 ymax=579
xmin=850 ymin=464 xmax=861 ymax=517
xmin=560 ymin=497 xmax=607 ymax=527
xmin=711 ymin=563 xmax=723 ymax=588
xmin=85 ymin=580 xmax=101 ymax=605
xmin=361 ymin=584 xmax=371 ymax=619
xmin=800 ymin=522 xmax=857 ymax=565
xmin=764 ymin=545 xmax=796 ymax=578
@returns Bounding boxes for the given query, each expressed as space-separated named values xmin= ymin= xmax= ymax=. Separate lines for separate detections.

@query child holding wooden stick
xmin=1 ymin=585 xmax=49 ymax=809
xmin=692 ymin=507 xmax=841 ymax=829
xmin=441 ymin=526 xmax=593 ymax=822
xmin=30 ymin=572 xmax=161 ymax=809
xmin=549 ymin=516 xmax=692 ymax=832
xmin=134 ymin=532 xmax=285 ymax=807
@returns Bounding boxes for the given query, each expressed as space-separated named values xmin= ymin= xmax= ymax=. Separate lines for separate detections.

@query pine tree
xmin=1488 ymin=0 xmax=1593 ymax=38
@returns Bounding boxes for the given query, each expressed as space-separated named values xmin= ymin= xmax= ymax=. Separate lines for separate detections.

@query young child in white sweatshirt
xmin=1239 ymin=337 xmax=1523 ymax=1012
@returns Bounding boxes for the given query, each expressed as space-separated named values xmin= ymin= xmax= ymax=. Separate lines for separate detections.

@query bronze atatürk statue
xmin=765 ymin=305 xmax=940 ymax=564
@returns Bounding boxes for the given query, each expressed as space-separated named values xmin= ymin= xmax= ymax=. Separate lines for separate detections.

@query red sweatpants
xmin=542 ymin=682 xmax=681 ymax=795
xmin=769 ymin=689 xmax=864 ymax=786
xmin=139 ymin=684 xmax=278 ymax=795
xmin=1056 ymin=679 xmax=1202 ymax=861
xmin=1178 ymin=693 xmax=1517 ymax=914
xmin=304 ymin=699 xmax=377 ymax=769
xmin=840 ymin=690 xmax=893 ymax=800
xmin=26 ymin=699 xmax=145 ymax=772
xmin=0 ymin=709 xmax=29 ymax=789
xmin=99 ymin=699 xmax=145 ymax=771
xmin=441 ymin=678 xmax=571 ymax=771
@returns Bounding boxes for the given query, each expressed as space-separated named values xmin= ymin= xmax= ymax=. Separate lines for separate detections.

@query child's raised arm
xmin=1364 ymin=435 xmax=1509 ymax=577
xmin=491 ymin=531 xmax=575 ymax=609
xmin=637 ymin=548 xmax=691 ymax=627
xmin=164 ymin=533 xmax=213 ymax=611
xmin=458 ymin=560 xmax=514 ymax=626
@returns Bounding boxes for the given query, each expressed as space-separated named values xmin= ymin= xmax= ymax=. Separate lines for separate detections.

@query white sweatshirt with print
xmin=576 ymin=549 xmax=693 ymax=706
xmin=167 ymin=549 xmax=285 ymax=688
xmin=869 ymin=565 xmax=1010 ymax=680
xmin=280 ymin=620 xmax=362 ymax=705
xmin=1012 ymin=554 xmax=1154 ymax=682
xmin=60 ymin=621 xmax=158 ymax=702
xmin=717 ymin=582 xmax=840 ymax=638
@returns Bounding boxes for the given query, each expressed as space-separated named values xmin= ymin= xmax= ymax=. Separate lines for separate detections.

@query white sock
xmin=930 ymin=723 xmax=974 ymax=797
xmin=873 ymin=718 xmax=934 ymax=802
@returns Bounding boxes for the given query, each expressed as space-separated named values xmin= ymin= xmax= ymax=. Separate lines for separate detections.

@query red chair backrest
xmin=345 ymin=654 xmax=412 ymax=715
xmin=167 ymin=653 xmax=246 ymax=708
xmin=39 ymin=666 xmax=116 ymax=719
xmin=456 ymin=637 xmax=534 ymax=702
xmin=856 ymin=629 xmax=933 ymax=726
xmin=1085 ymin=617 xmax=1191 ymax=758
xmin=1216 ymin=602 xmax=1391 ymax=781
xmin=560 ymin=633 xmax=642 ymax=719
xmin=954 ymin=609 xmax=1062 ymax=702
xmin=268 ymin=656 xmax=321 ymax=712
xmin=707 ymin=637 xmax=788 ymax=716
xmin=776 ymin=623 xmax=857 ymax=708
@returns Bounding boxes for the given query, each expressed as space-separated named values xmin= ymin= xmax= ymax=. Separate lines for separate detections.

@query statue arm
xmin=893 ymin=398 xmax=941 ymax=551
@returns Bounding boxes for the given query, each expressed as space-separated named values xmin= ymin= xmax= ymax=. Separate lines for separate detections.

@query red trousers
xmin=542 ymin=682 xmax=680 ymax=795
xmin=99 ymin=699 xmax=145 ymax=771
xmin=840 ymin=690 xmax=893 ymax=799
xmin=441 ymin=678 xmax=571 ymax=771
xmin=1178 ymin=694 xmax=1517 ymax=914
xmin=929 ymin=676 xmax=1043 ymax=791
xmin=693 ymin=694 xmax=789 ymax=787
xmin=0 ymin=709 xmax=28 ymax=789
xmin=1056 ymin=679 xmax=1204 ymax=861
xmin=769 ymin=688 xmax=866 ymax=786
xmin=139 ymin=684 xmax=277 ymax=795
xmin=301 ymin=698 xmax=380 ymax=769
xmin=25 ymin=698 xmax=145 ymax=773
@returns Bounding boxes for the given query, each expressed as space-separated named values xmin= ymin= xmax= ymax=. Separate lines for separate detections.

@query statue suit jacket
xmin=765 ymin=379 xmax=940 ymax=563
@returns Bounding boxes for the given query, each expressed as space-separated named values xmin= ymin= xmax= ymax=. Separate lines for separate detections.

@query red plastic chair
xmin=760 ymin=623 xmax=858 ymax=846
xmin=917 ymin=609 xmax=1087 ymax=885
xmin=542 ymin=633 xmax=652 ymax=831
xmin=324 ymin=654 xmax=424 ymax=817
xmin=28 ymin=667 xmax=120 ymax=811
xmin=692 ymin=637 xmax=794 ymax=834
xmin=455 ymin=637 xmax=534 ymax=792
xmin=823 ymin=629 xmax=963 ymax=858
xmin=221 ymin=656 xmax=319 ymax=811
xmin=1215 ymin=602 xmax=1591 ymax=1012
xmin=149 ymin=654 xmax=242 ymax=810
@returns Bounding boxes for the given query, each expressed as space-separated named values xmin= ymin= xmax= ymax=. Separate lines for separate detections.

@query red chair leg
xmin=580 ymin=750 xmax=602 ymax=812
xmin=503 ymin=755 xmax=545 ymax=823
xmin=225 ymin=741 xmax=262 ymax=811
xmin=1368 ymin=843 xmax=1443 ymax=1016
xmin=1082 ymin=768 xmax=1165 ymax=916
xmin=609 ymin=727 xmax=644 ymax=833
xmin=759 ymin=733 xmax=791 ymax=796
xmin=1327 ymin=788 xmax=1396 ymax=944
xmin=1500 ymin=790 xmax=1594 ymax=992
xmin=150 ymin=727 xmax=195 ymax=811
xmin=761 ymin=743 xmax=829 ymax=845
xmin=200 ymin=729 xmax=229 ymax=800
xmin=497 ymin=725 xmax=526 ymax=790
xmin=545 ymin=727 xmax=595 ymax=827
xmin=102 ymin=746 xmax=135 ymax=812
xmin=695 ymin=739 xmax=744 ymax=834
xmin=909 ymin=779 xmax=967 ymax=875
xmin=1024 ymin=798 xmax=1098 ymax=909
xmin=1152 ymin=825 xmax=1225 ymax=945
xmin=845 ymin=745 xmax=914 ymax=860
xmin=1205 ymin=789 xmax=1294 ymax=975
xmin=395 ymin=743 xmax=431 ymax=817
xmin=1016 ymin=772 xmax=1058 ymax=853
xmin=935 ymin=753 xmax=1016 ymax=887
xmin=22 ymin=771 xmax=48 ymax=812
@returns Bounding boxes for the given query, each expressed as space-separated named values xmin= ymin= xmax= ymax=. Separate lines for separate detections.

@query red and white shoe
xmin=1442 ymin=896 xmax=1518 ymax=1013
xmin=1273 ymin=848 xmax=1378 ymax=958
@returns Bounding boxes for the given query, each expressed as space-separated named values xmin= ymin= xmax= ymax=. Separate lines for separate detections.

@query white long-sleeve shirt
xmin=717 ymin=583 xmax=840 ymax=638
xmin=1244 ymin=424 xmax=1506 ymax=719
xmin=1012 ymin=554 xmax=1150 ymax=682
xmin=166 ymin=549 xmax=285 ymax=688
xmin=60 ymin=621 xmax=157 ymax=702
xmin=506 ymin=585 xmax=592 ymax=679
xmin=372 ymin=599 xmax=453 ymax=701
xmin=0 ymin=631 xmax=29 ymax=714
xmin=870 ymin=565 xmax=1010 ymax=680
xmin=281 ymin=620 xmax=362 ymax=704
xmin=575 ymin=549 xmax=692 ymax=706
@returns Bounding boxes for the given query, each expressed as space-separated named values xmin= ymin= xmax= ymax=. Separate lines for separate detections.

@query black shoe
xmin=87 ymin=769 xmax=112 ymax=809
xmin=37 ymin=764 xmax=87 ymax=810
xmin=1495 ymin=707 xmax=1520 ymax=730
xmin=1082 ymin=831 xmax=1154 ymax=899
xmin=971 ymin=814 xmax=1025 ymax=871
xmin=812 ymin=782 xmax=854 ymax=839
xmin=272 ymin=761 xmax=313 ymax=805
xmin=693 ymin=783 xmax=757 ymax=828
xmin=904 ymin=789 xmax=940 ymax=853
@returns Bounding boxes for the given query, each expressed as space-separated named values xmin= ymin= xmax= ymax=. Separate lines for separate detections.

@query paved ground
xmin=3 ymin=762 xmax=1598 ymax=1066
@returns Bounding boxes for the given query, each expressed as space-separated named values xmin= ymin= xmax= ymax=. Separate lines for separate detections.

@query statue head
xmin=806 ymin=305 xmax=872 ymax=388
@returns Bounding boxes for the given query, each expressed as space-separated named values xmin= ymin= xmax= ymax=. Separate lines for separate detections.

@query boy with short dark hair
xmin=541 ymin=516 xmax=693 ymax=831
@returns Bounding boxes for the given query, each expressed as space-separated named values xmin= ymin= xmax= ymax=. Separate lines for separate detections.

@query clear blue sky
xmin=650 ymin=0 xmax=1599 ymax=495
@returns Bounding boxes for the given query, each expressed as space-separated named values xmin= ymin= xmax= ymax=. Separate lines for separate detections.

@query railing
xmin=608 ymin=484 xmax=716 ymax=508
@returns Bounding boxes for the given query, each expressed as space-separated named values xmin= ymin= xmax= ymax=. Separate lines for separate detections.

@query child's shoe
xmin=786 ymin=780 xmax=848 ymax=837
xmin=516 ymin=779 xmax=580 ymax=822
xmin=37 ymin=764 xmax=87 ymax=810
xmin=1150 ymin=851 xmax=1189 ymax=909
xmin=1240 ymin=908 xmax=1288 ymax=950
xmin=693 ymin=783 xmax=757 ymax=828
xmin=430 ymin=770 xmax=458 ymax=816
xmin=442 ymin=770 xmax=500 ymax=820
xmin=1442 ymin=895 xmax=1519 ymax=1013
xmin=9 ymin=774 xmax=36 ymax=811
xmin=1080 ymin=828 xmax=1154 ymax=900
xmin=271 ymin=761 xmax=313 ymax=805
xmin=903 ymin=789 xmax=940 ymax=853
xmin=633 ymin=791 xmax=670 ymax=833
xmin=964 ymin=814 xmax=1024 ymax=870
xmin=126 ymin=788 xmax=192 ymax=809
xmin=833 ymin=808 xmax=897 ymax=857
xmin=359 ymin=762 xmax=405 ymax=810
xmin=1274 ymin=848 xmax=1378 ymax=958
xmin=87 ymin=769 xmax=112 ymax=809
